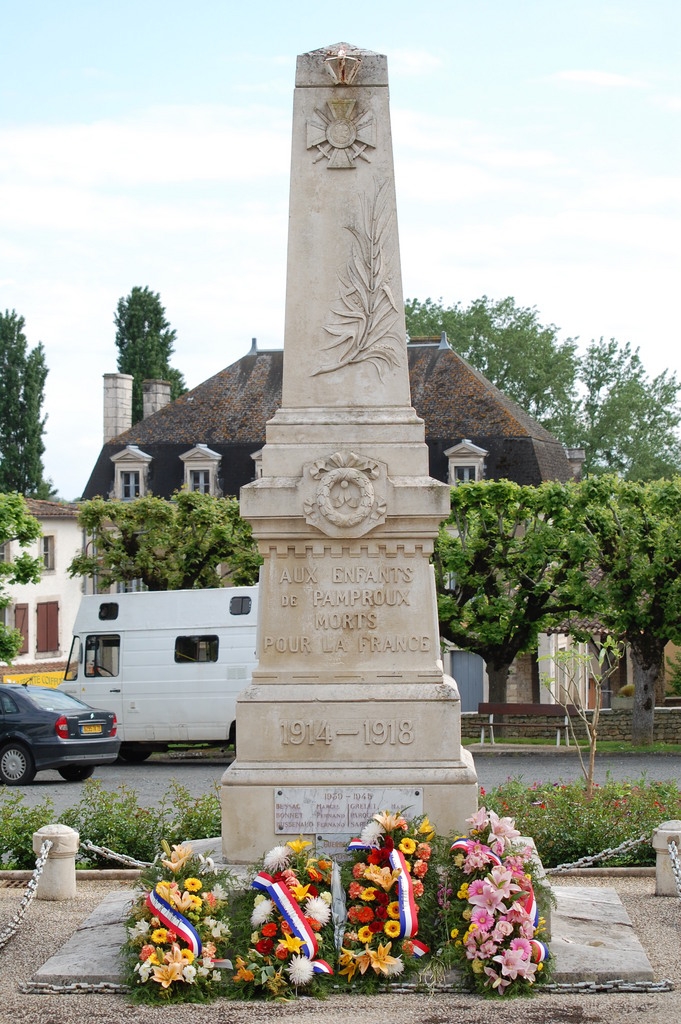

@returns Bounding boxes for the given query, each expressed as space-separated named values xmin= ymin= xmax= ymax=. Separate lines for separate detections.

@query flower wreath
xmin=230 ymin=838 xmax=336 ymax=999
xmin=122 ymin=842 xmax=233 ymax=1003
xmin=440 ymin=807 xmax=552 ymax=997
xmin=338 ymin=811 xmax=437 ymax=988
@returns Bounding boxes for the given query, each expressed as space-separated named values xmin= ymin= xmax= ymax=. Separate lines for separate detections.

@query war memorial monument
xmin=221 ymin=43 xmax=478 ymax=862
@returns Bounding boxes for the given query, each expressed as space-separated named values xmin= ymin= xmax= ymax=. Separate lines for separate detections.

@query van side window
xmin=98 ymin=602 xmax=119 ymax=621
xmin=175 ymin=636 xmax=219 ymax=663
xmin=84 ymin=635 xmax=121 ymax=677
xmin=64 ymin=636 xmax=81 ymax=681
xmin=229 ymin=596 xmax=252 ymax=615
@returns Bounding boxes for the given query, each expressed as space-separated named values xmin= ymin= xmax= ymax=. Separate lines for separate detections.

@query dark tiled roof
xmin=24 ymin=499 xmax=79 ymax=518
xmin=82 ymin=343 xmax=572 ymax=499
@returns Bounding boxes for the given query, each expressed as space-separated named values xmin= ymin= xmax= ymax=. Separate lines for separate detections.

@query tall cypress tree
xmin=114 ymin=286 xmax=186 ymax=424
xmin=0 ymin=310 xmax=48 ymax=495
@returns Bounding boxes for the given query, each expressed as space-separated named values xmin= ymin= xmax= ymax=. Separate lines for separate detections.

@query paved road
xmin=5 ymin=749 xmax=680 ymax=818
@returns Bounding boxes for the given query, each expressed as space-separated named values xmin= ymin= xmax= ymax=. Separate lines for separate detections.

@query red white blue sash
xmin=146 ymin=887 xmax=202 ymax=956
xmin=411 ymin=938 xmax=430 ymax=958
xmin=251 ymin=872 xmax=318 ymax=959
xmin=388 ymin=848 xmax=418 ymax=938
xmin=530 ymin=938 xmax=550 ymax=963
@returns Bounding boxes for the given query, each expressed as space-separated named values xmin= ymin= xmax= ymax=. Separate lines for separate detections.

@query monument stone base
xmin=221 ymin=676 xmax=478 ymax=863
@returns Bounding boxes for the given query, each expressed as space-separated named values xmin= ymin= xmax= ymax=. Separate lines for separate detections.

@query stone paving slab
xmin=550 ymin=886 xmax=654 ymax=983
xmin=32 ymin=885 xmax=654 ymax=988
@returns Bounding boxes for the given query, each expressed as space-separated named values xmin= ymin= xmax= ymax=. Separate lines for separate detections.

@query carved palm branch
xmin=312 ymin=179 xmax=403 ymax=379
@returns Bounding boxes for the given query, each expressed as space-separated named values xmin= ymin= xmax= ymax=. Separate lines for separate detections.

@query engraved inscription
xmin=280 ymin=718 xmax=414 ymax=746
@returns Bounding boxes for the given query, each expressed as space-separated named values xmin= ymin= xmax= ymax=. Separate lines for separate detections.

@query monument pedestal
xmin=221 ymin=43 xmax=477 ymax=862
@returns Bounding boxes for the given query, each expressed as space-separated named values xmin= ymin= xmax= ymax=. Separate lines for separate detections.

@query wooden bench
xmin=477 ymin=703 xmax=573 ymax=746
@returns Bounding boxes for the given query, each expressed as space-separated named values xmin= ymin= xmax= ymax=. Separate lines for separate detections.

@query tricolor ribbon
xmin=347 ymin=839 xmax=373 ymax=851
xmin=252 ymin=872 xmax=318 ymax=959
xmin=520 ymin=884 xmax=539 ymax=928
xmin=312 ymin=959 xmax=334 ymax=974
xmin=388 ymin=848 xmax=419 ymax=938
xmin=410 ymin=938 xmax=430 ymax=958
xmin=530 ymin=938 xmax=550 ymax=963
xmin=146 ymin=887 xmax=202 ymax=957
xmin=449 ymin=837 xmax=502 ymax=867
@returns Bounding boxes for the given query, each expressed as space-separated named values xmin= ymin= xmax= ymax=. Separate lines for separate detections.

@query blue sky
xmin=1 ymin=0 xmax=679 ymax=498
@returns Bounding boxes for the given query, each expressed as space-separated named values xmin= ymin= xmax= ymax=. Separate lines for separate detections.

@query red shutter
xmin=14 ymin=604 xmax=29 ymax=654
xmin=36 ymin=601 xmax=59 ymax=653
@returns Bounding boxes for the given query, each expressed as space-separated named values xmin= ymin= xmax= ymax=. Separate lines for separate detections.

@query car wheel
xmin=117 ymin=744 xmax=153 ymax=763
xmin=57 ymin=765 xmax=96 ymax=782
xmin=0 ymin=743 xmax=36 ymax=785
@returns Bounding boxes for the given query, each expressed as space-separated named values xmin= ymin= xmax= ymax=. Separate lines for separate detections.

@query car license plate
xmin=81 ymin=723 xmax=103 ymax=735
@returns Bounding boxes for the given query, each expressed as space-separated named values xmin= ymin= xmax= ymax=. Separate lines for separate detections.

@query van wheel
xmin=58 ymin=765 xmax=96 ymax=782
xmin=118 ymin=744 xmax=153 ymax=763
xmin=0 ymin=743 xmax=36 ymax=785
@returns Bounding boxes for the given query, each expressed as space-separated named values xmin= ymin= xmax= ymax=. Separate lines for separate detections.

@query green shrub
xmin=161 ymin=779 xmax=222 ymax=848
xmin=60 ymin=780 xmax=166 ymax=866
xmin=483 ymin=776 xmax=681 ymax=867
xmin=0 ymin=790 xmax=56 ymax=869
xmin=58 ymin=779 xmax=222 ymax=866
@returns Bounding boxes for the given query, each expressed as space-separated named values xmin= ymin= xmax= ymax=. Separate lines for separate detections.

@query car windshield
xmin=21 ymin=686 xmax=89 ymax=713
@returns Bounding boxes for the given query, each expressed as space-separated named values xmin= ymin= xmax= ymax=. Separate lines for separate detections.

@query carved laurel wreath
xmin=305 ymin=452 xmax=386 ymax=529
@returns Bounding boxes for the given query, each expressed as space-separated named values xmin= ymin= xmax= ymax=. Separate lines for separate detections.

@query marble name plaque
xmin=274 ymin=786 xmax=424 ymax=840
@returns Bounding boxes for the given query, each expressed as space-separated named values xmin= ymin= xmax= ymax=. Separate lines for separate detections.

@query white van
xmin=59 ymin=586 xmax=258 ymax=762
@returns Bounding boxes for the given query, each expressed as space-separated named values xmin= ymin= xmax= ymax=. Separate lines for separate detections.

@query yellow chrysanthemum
xmin=387 ymin=901 xmax=401 ymax=920
xmin=384 ymin=920 xmax=401 ymax=938
xmin=398 ymin=837 xmax=417 ymax=855
xmin=184 ymin=877 xmax=202 ymax=892
xmin=360 ymin=887 xmax=377 ymax=902
xmin=357 ymin=926 xmax=373 ymax=943
xmin=457 ymin=883 xmax=469 ymax=899
xmin=150 ymin=928 xmax=169 ymax=944
xmin=181 ymin=948 xmax=195 ymax=963
xmin=450 ymin=928 xmax=459 ymax=939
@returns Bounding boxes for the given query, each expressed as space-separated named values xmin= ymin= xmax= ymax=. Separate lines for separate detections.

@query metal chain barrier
xmin=668 ymin=838 xmax=681 ymax=898
xmin=546 ymin=834 xmax=650 ymax=873
xmin=78 ymin=840 xmax=151 ymax=868
xmin=0 ymin=839 xmax=52 ymax=952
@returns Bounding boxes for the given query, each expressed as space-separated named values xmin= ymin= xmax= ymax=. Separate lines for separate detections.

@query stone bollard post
xmin=32 ymin=824 xmax=80 ymax=901
xmin=651 ymin=820 xmax=681 ymax=896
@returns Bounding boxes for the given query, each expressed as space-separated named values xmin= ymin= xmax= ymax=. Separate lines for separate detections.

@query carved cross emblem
xmin=307 ymin=99 xmax=376 ymax=169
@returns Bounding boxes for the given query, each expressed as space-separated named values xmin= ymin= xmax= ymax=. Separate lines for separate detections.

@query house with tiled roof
xmin=82 ymin=337 xmax=580 ymax=502
xmin=0 ymin=499 xmax=84 ymax=685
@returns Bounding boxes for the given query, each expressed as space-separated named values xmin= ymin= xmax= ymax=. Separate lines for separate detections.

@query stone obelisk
xmin=221 ymin=43 xmax=477 ymax=862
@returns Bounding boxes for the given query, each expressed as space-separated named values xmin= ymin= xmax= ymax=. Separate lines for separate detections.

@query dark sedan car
xmin=0 ymin=683 xmax=120 ymax=784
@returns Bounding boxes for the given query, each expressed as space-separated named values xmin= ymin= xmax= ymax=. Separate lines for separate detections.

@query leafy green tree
xmin=405 ymin=295 xmax=579 ymax=438
xmin=575 ymin=476 xmax=681 ymax=745
xmin=565 ymin=338 xmax=681 ymax=480
xmin=69 ymin=492 xmax=262 ymax=591
xmin=406 ymin=297 xmax=681 ymax=481
xmin=114 ymin=287 xmax=186 ymax=424
xmin=435 ymin=479 xmax=592 ymax=703
xmin=0 ymin=492 xmax=43 ymax=663
xmin=0 ymin=310 xmax=49 ymax=495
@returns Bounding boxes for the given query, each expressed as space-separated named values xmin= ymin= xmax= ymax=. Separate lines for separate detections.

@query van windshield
xmin=64 ymin=636 xmax=81 ymax=681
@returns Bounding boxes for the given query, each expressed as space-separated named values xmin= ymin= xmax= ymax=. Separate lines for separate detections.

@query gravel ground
xmin=0 ymin=875 xmax=679 ymax=1024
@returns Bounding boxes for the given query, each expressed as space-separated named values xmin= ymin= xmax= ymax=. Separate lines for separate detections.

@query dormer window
xmin=180 ymin=444 xmax=222 ymax=497
xmin=111 ymin=445 xmax=153 ymax=500
xmin=444 ymin=439 xmax=488 ymax=485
